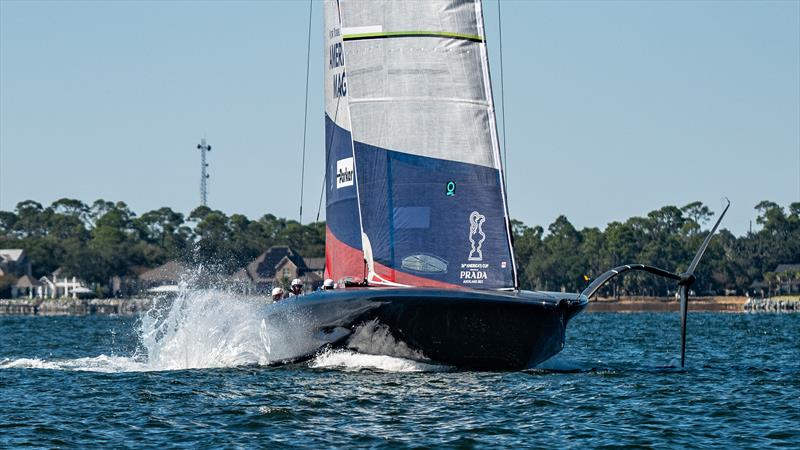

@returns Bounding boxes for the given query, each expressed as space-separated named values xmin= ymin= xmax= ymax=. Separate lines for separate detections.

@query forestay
xmin=324 ymin=0 xmax=517 ymax=289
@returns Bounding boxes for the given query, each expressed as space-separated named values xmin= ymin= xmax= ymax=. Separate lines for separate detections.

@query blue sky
xmin=1 ymin=0 xmax=798 ymax=236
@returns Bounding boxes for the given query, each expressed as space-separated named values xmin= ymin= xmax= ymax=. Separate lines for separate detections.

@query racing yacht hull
xmin=265 ymin=287 xmax=588 ymax=370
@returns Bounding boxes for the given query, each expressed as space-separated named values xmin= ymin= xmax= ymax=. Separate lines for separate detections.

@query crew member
xmin=271 ymin=286 xmax=285 ymax=302
xmin=323 ymin=278 xmax=335 ymax=290
xmin=288 ymin=278 xmax=304 ymax=297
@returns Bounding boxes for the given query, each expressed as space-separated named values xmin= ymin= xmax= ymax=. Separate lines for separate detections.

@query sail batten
xmin=348 ymin=97 xmax=491 ymax=107
xmin=324 ymin=0 xmax=517 ymax=289
xmin=343 ymin=31 xmax=484 ymax=42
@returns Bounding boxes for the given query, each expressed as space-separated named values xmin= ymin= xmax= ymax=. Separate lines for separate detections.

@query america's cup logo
xmin=468 ymin=211 xmax=486 ymax=261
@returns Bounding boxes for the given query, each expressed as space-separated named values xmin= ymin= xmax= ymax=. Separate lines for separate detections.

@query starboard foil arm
xmin=580 ymin=199 xmax=730 ymax=367
xmin=582 ymin=264 xmax=682 ymax=300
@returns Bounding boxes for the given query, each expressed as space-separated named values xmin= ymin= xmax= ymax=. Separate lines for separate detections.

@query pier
xmin=743 ymin=297 xmax=799 ymax=313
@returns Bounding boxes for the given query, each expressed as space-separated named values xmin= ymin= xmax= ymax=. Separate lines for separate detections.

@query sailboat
xmin=266 ymin=0 xmax=728 ymax=370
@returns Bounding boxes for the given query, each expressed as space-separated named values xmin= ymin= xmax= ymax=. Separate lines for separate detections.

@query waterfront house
xmin=771 ymin=263 xmax=800 ymax=294
xmin=35 ymin=273 xmax=92 ymax=299
xmin=0 ymin=249 xmax=30 ymax=277
xmin=138 ymin=260 xmax=189 ymax=293
xmin=751 ymin=263 xmax=800 ymax=298
xmin=232 ymin=246 xmax=324 ymax=292
xmin=12 ymin=274 xmax=39 ymax=299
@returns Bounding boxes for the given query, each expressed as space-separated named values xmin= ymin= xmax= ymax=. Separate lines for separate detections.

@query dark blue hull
xmin=265 ymin=288 xmax=588 ymax=370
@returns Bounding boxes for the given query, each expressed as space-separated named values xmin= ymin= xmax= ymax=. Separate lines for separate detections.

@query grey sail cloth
xmin=325 ymin=0 xmax=517 ymax=288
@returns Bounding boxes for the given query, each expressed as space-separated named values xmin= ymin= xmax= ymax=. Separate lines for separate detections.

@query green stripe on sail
xmin=343 ymin=31 xmax=484 ymax=42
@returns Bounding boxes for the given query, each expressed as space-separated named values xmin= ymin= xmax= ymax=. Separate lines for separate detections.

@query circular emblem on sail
xmin=446 ymin=181 xmax=456 ymax=197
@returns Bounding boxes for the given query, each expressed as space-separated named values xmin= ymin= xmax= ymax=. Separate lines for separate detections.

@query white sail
xmin=326 ymin=0 xmax=517 ymax=289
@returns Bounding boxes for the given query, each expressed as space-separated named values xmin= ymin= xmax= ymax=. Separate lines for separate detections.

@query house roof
xmin=774 ymin=264 xmax=800 ymax=274
xmin=139 ymin=260 xmax=189 ymax=283
xmin=245 ymin=246 xmax=308 ymax=282
xmin=15 ymin=274 xmax=38 ymax=288
xmin=0 ymin=249 xmax=24 ymax=262
xmin=275 ymin=256 xmax=298 ymax=270
xmin=304 ymin=257 xmax=325 ymax=271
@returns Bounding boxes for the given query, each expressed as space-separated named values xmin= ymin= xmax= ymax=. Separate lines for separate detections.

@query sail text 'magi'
xmin=324 ymin=0 xmax=517 ymax=289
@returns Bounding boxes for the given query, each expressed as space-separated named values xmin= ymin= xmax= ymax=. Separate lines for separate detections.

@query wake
xmin=0 ymin=282 xmax=447 ymax=373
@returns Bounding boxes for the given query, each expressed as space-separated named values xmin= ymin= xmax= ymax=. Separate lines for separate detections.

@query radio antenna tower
xmin=196 ymin=138 xmax=211 ymax=207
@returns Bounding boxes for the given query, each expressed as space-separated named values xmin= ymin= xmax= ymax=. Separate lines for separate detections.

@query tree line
xmin=513 ymin=201 xmax=799 ymax=297
xmin=0 ymin=199 xmax=797 ymax=297
xmin=0 ymin=200 xmax=324 ymax=290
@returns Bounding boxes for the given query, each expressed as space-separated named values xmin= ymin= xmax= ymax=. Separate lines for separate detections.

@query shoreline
xmin=0 ymin=298 xmax=153 ymax=316
xmin=0 ymin=295 xmax=764 ymax=316
xmin=586 ymin=296 xmax=747 ymax=313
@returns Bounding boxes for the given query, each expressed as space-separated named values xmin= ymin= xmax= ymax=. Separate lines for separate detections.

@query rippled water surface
xmin=1 ymin=295 xmax=798 ymax=448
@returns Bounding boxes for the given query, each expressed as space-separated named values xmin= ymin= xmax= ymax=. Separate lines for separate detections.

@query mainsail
xmin=324 ymin=0 xmax=517 ymax=289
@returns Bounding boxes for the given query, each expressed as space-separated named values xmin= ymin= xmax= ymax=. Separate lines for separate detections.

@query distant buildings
xmin=1 ymin=249 xmax=91 ymax=299
xmin=138 ymin=260 xmax=189 ymax=294
xmin=768 ymin=264 xmax=800 ymax=295
xmin=2 ymin=245 xmax=326 ymax=298
xmin=0 ymin=249 xmax=29 ymax=277
xmin=232 ymin=246 xmax=324 ymax=292
xmin=136 ymin=246 xmax=325 ymax=295
xmin=8 ymin=272 xmax=92 ymax=300
xmin=33 ymin=273 xmax=93 ymax=299
xmin=749 ymin=263 xmax=800 ymax=298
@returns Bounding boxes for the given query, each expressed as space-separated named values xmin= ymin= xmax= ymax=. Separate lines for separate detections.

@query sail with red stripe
xmin=324 ymin=0 xmax=517 ymax=289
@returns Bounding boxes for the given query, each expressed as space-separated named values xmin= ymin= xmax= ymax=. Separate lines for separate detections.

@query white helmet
xmin=323 ymin=278 xmax=334 ymax=289
xmin=291 ymin=278 xmax=303 ymax=287
xmin=271 ymin=287 xmax=284 ymax=297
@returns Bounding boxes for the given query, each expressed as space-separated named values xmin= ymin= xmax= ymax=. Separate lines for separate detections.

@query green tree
xmin=511 ymin=219 xmax=544 ymax=290
xmin=83 ymin=201 xmax=138 ymax=283
xmin=135 ymin=207 xmax=192 ymax=261
xmin=192 ymin=210 xmax=237 ymax=272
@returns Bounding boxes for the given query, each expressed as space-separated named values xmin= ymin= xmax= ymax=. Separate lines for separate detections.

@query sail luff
xmin=338 ymin=10 xmax=370 ymax=284
xmin=324 ymin=0 xmax=367 ymax=284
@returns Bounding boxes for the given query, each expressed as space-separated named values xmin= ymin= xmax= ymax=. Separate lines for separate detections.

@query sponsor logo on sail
xmin=461 ymin=211 xmax=488 ymax=284
xmin=460 ymin=262 xmax=488 ymax=284
xmin=336 ymin=157 xmax=354 ymax=188
xmin=446 ymin=181 xmax=456 ymax=197
xmin=468 ymin=211 xmax=485 ymax=261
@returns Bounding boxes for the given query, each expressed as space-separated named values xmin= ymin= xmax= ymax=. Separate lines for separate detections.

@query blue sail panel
xmin=324 ymin=1 xmax=366 ymax=283
xmin=325 ymin=114 xmax=363 ymax=282
xmin=336 ymin=0 xmax=518 ymax=289
xmin=355 ymin=143 xmax=515 ymax=289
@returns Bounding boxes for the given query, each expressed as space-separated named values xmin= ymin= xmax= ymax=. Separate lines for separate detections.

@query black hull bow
xmin=265 ymin=288 xmax=588 ymax=371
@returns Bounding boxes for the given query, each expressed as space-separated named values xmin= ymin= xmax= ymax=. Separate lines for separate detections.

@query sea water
xmin=1 ymin=288 xmax=798 ymax=447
